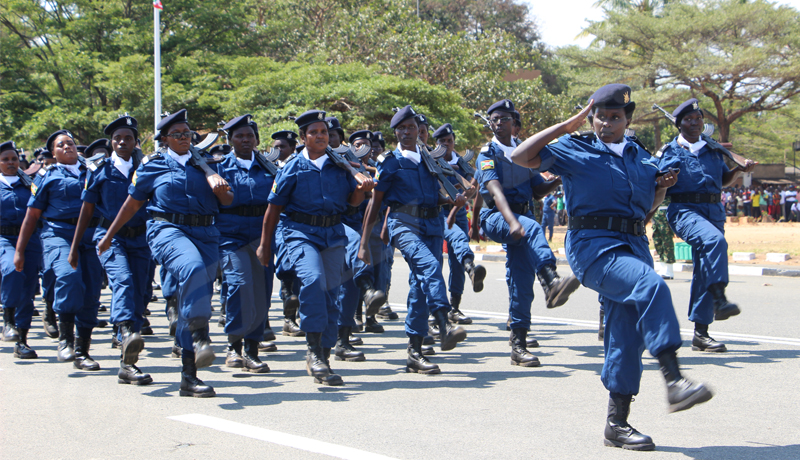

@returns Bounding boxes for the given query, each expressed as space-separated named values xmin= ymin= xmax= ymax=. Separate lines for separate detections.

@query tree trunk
xmin=654 ymin=120 xmax=662 ymax=152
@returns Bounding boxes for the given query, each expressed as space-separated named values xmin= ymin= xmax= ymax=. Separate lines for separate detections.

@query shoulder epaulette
xmin=480 ymin=143 xmax=490 ymax=154
xmin=88 ymin=154 xmax=106 ymax=171
xmin=37 ymin=164 xmax=53 ymax=176
xmin=141 ymin=151 xmax=162 ymax=165
xmin=655 ymin=145 xmax=667 ymax=158
xmin=570 ymin=130 xmax=596 ymax=140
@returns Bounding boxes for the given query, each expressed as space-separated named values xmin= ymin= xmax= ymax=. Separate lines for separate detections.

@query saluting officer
xmin=1 ymin=141 xmax=41 ymax=359
xmin=69 ymin=115 xmax=153 ymax=385
xmin=511 ymin=84 xmax=713 ymax=451
xmin=658 ymin=98 xmax=755 ymax=352
xmin=258 ymin=110 xmax=374 ymax=386
xmin=216 ymin=114 xmax=273 ymax=373
xmin=476 ymin=99 xmax=579 ymax=367
xmin=14 ymin=129 xmax=104 ymax=370
xmin=359 ymin=105 xmax=468 ymax=375
xmin=99 ymin=109 xmax=233 ymax=398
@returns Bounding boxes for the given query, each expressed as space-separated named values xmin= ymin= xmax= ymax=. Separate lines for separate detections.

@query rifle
xmin=254 ymin=147 xmax=279 ymax=176
xmin=325 ymin=146 xmax=368 ymax=184
xmin=415 ymin=139 xmax=464 ymax=228
xmin=331 ymin=144 xmax=371 ymax=174
xmin=453 ymin=150 xmax=476 ymax=179
xmin=652 ymin=103 xmax=750 ymax=167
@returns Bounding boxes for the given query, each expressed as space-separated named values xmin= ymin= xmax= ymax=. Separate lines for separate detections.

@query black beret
xmin=588 ymin=84 xmax=635 ymax=113
xmin=324 ymin=116 xmax=343 ymax=133
xmin=295 ymin=110 xmax=327 ymax=130
xmin=295 ymin=144 xmax=305 ymax=153
xmin=76 ymin=145 xmax=87 ymax=154
xmin=208 ymin=144 xmax=233 ymax=156
xmin=156 ymin=109 xmax=189 ymax=135
xmin=390 ymin=105 xmax=418 ymax=129
xmin=271 ymin=130 xmax=298 ymax=144
xmin=223 ymin=114 xmax=260 ymax=142
xmin=104 ymin=114 xmax=139 ymax=140
xmin=0 ymin=140 xmax=18 ymax=154
xmin=511 ymin=110 xmax=521 ymax=120
xmin=372 ymin=131 xmax=385 ymax=147
xmin=487 ymin=99 xmax=515 ymax=115
xmin=672 ymin=98 xmax=702 ymax=127
xmin=415 ymin=113 xmax=430 ymax=126
xmin=34 ymin=147 xmax=53 ymax=159
xmin=348 ymin=130 xmax=372 ymax=144
xmin=46 ymin=129 xmax=75 ymax=153
xmin=85 ymin=138 xmax=111 ymax=157
xmin=432 ymin=123 xmax=455 ymax=140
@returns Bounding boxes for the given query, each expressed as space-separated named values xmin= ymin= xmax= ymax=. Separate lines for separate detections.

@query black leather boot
xmin=356 ymin=278 xmax=387 ymax=317
xmin=510 ymin=328 xmax=540 ymax=367
xmin=42 ymin=298 xmax=59 ymax=338
xmin=225 ymin=337 xmax=244 ymax=368
xmin=166 ymin=296 xmax=178 ymax=336
xmin=305 ymin=332 xmax=339 ymax=385
xmin=13 ymin=328 xmax=38 ymax=359
xmin=282 ymin=317 xmax=305 ymax=336
xmin=118 ymin=360 xmax=153 ymax=385
xmin=2 ymin=307 xmax=19 ymax=342
xmin=657 ymin=351 xmax=714 ymax=413
xmin=73 ymin=327 xmax=100 ymax=370
xmin=537 ymin=264 xmax=581 ymax=309
xmin=708 ymin=283 xmax=740 ymax=321
xmin=119 ymin=320 xmax=145 ymax=365
xmin=243 ymin=339 xmax=270 ymax=373
xmin=179 ymin=351 xmax=215 ymax=397
xmin=355 ymin=301 xmax=364 ymax=332
xmin=432 ymin=308 xmax=467 ymax=351
xmin=111 ymin=324 xmax=120 ymax=348
xmin=463 ymin=258 xmax=487 ymax=293
xmin=171 ymin=336 xmax=182 ymax=358
xmin=349 ymin=333 xmax=363 ymax=346
xmin=526 ymin=334 xmax=540 ymax=348
xmin=188 ymin=318 xmax=215 ymax=368
xmin=334 ymin=326 xmax=365 ymax=362
xmin=258 ymin=341 xmax=278 ymax=352
xmin=406 ymin=335 xmax=440 ymax=374
xmin=364 ymin=316 xmax=384 ymax=333
xmin=217 ymin=303 xmax=226 ymax=327
xmin=281 ymin=280 xmax=299 ymax=319
xmin=448 ymin=293 xmax=473 ymax=325
xmin=603 ymin=394 xmax=655 ymax=450
xmin=421 ymin=344 xmax=436 ymax=356
xmin=428 ymin=318 xmax=441 ymax=340
xmin=57 ymin=318 xmax=76 ymax=362
xmin=263 ymin=316 xmax=277 ymax=342
xmin=599 ymin=309 xmax=605 ymax=341
xmin=692 ymin=323 xmax=727 ymax=352
xmin=322 ymin=348 xmax=344 ymax=385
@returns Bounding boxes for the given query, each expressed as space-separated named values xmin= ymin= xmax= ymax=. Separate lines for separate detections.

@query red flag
xmin=153 ymin=1 xmax=163 ymax=10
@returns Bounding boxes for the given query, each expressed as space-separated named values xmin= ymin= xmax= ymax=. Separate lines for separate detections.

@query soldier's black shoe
xmin=422 ymin=335 xmax=435 ymax=345
xmin=433 ymin=309 xmax=467 ymax=351
xmin=349 ymin=334 xmax=363 ymax=346
xmin=98 ymin=305 xmax=107 ymax=312
xmin=376 ymin=304 xmax=399 ymax=320
xmin=225 ymin=340 xmax=244 ymax=368
xmin=166 ymin=296 xmax=178 ymax=336
xmin=2 ymin=307 xmax=19 ymax=342
xmin=448 ymin=294 xmax=472 ymax=325
xmin=604 ymin=394 xmax=655 ymax=451
xmin=263 ymin=328 xmax=277 ymax=342
xmin=305 ymin=333 xmax=342 ymax=386
xmin=692 ymin=327 xmax=727 ymax=353
xmin=57 ymin=320 xmax=76 ymax=362
xmin=362 ymin=289 xmax=387 ymax=318
xmin=322 ymin=348 xmax=344 ymax=386
xmin=179 ymin=352 xmax=215 ymax=397
xmin=258 ymin=341 xmax=278 ymax=352
xmin=97 ymin=320 xmax=108 ymax=328
xmin=43 ymin=299 xmax=59 ymax=338
xmin=364 ymin=316 xmax=384 ymax=333
xmin=119 ymin=321 xmax=145 ymax=365
xmin=118 ymin=361 xmax=153 ymax=385
xmin=421 ymin=344 xmax=436 ymax=356
xmin=73 ymin=328 xmax=100 ymax=371
xmin=140 ymin=325 xmax=154 ymax=335
xmin=657 ymin=351 xmax=714 ymax=413
xmin=281 ymin=280 xmax=300 ymax=319
xmin=13 ymin=329 xmax=37 ymax=359
xmin=708 ymin=283 xmax=740 ymax=321
xmin=334 ymin=327 xmax=365 ymax=362
xmin=428 ymin=319 xmax=441 ymax=341
xmin=243 ymin=339 xmax=270 ymax=373
xmin=217 ymin=313 xmax=226 ymax=327
xmin=527 ymin=335 xmax=540 ymax=348
xmin=406 ymin=336 xmax=440 ymax=374
xmin=464 ymin=259 xmax=486 ymax=293
xmin=599 ymin=309 xmax=605 ymax=341
xmin=510 ymin=329 xmax=541 ymax=367
xmin=538 ymin=265 xmax=581 ymax=309
xmin=32 ymin=308 xmax=40 ymax=317
xmin=282 ymin=318 xmax=305 ymax=336
xmin=188 ymin=319 xmax=215 ymax=368
xmin=171 ymin=337 xmax=182 ymax=358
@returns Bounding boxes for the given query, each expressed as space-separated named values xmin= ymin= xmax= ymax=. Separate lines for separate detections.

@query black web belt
xmin=288 ymin=212 xmax=341 ymax=227
xmin=219 ymin=205 xmax=268 ymax=217
xmin=391 ymin=204 xmax=441 ymax=219
xmin=151 ymin=211 xmax=214 ymax=227
xmin=46 ymin=216 xmax=101 ymax=227
xmin=0 ymin=226 xmax=21 ymax=236
xmin=569 ymin=216 xmax=645 ymax=237
xmin=99 ymin=217 xmax=147 ymax=238
xmin=669 ymin=193 xmax=721 ymax=204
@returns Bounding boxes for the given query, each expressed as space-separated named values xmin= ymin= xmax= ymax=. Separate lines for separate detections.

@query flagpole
xmin=154 ymin=1 xmax=162 ymax=133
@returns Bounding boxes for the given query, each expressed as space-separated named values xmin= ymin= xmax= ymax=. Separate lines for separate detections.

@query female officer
xmin=217 ymin=114 xmax=272 ymax=373
xmin=98 ymin=109 xmax=233 ymax=398
xmin=1 ymin=141 xmax=41 ymax=359
xmin=69 ymin=115 xmax=153 ymax=385
xmin=358 ymin=105 xmax=468 ymax=375
xmin=257 ymin=110 xmax=373 ymax=386
xmin=510 ymin=84 xmax=713 ymax=451
xmin=14 ymin=130 xmax=104 ymax=370
xmin=658 ymin=98 xmax=755 ymax=353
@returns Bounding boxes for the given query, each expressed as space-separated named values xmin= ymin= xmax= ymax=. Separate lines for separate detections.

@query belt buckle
xmin=634 ymin=221 xmax=643 ymax=236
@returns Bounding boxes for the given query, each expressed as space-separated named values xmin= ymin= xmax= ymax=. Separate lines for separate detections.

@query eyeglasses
xmin=490 ymin=117 xmax=513 ymax=125
xmin=166 ymin=132 xmax=193 ymax=140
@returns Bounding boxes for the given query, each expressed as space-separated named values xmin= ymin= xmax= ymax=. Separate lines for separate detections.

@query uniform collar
xmin=58 ymin=162 xmax=82 ymax=177
xmin=236 ymin=151 xmax=254 ymax=170
xmin=167 ymin=147 xmax=191 ymax=167
xmin=111 ymin=152 xmax=133 ymax=177
xmin=677 ymin=134 xmax=707 ymax=155
xmin=0 ymin=174 xmax=19 ymax=187
xmin=396 ymin=145 xmax=421 ymax=165
xmin=301 ymin=148 xmax=328 ymax=170
xmin=491 ymin=136 xmax=517 ymax=161
xmin=601 ymin=139 xmax=628 ymax=157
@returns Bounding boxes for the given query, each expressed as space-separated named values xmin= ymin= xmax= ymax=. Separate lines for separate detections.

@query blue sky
xmin=524 ymin=0 xmax=800 ymax=48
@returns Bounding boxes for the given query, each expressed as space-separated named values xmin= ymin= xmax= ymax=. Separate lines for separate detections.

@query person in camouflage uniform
xmin=652 ymin=197 xmax=674 ymax=279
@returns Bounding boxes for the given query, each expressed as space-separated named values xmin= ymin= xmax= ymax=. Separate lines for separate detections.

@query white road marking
xmin=169 ymin=414 xmax=401 ymax=460
xmin=388 ymin=303 xmax=800 ymax=347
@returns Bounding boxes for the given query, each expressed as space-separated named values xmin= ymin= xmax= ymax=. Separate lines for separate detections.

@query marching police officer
xmin=511 ymin=84 xmax=713 ymax=451
xmin=98 ymin=109 xmax=233 ymax=397
xmin=658 ymin=98 xmax=756 ymax=352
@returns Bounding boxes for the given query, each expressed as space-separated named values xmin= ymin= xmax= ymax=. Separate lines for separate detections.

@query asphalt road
xmin=1 ymin=259 xmax=799 ymax=460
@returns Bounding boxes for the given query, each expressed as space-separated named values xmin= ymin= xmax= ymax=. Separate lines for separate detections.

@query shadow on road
xmin=658 ymin=443 xmax=800 ymax=460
